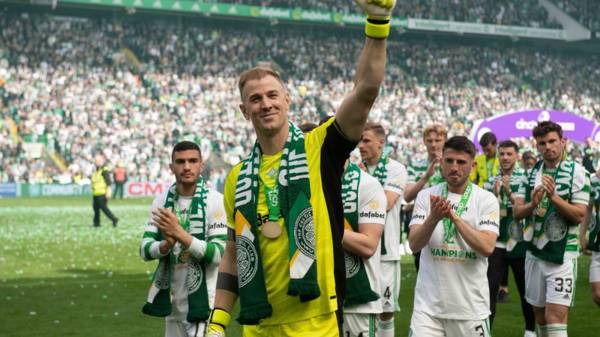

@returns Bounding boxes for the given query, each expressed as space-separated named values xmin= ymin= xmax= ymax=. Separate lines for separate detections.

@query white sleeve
xmin=189 ymin=190 xmax=228 ymax=264
xmin=358 ymin=174 xmax=387 ymax=226
xmin=206 ymin=191 xmax=228 ymax=237
xmin=477 ymin=190 xmax=500 ymax=234
xmin=571 ymin=164 xmax=591 ymax=205
xmin=384 ymin=161 xmax=407 ymax=197
xmin=409 ymin=189 xmax=430 ymax=227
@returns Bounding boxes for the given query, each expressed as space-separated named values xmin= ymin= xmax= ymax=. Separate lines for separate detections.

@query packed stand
xmin=1 ymin=11 xmax=599 ymax=184
xmin=214 ymin=0 xmax=561 ymax=28
xmin=554 ymin=0 xmax=600 ymax=32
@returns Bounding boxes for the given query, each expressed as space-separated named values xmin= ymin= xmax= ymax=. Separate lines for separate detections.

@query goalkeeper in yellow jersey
xmin=205 ymin=1 xmax=397 ymax=336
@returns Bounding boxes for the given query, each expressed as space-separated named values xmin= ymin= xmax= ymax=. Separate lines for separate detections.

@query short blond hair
xmin=238 ymin=67 xmax=285 ymax=99
xmin=363 ymin=122 xmax=386 ymax=138
xmin=423 ymin=124 xmax=447 ymax=140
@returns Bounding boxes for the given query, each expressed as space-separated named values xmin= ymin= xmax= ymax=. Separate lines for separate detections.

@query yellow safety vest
xmin=91 ymin=168 xmax=109 ymax=196
xmin=470 ymin=154 xmax=499 ymax=187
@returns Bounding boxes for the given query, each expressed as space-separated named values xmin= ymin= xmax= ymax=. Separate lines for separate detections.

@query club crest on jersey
xmin=236 ymin=236 xmax=259 ymax=287
xmin=544 ymin=213 xmax=568 ymax=242
xmin=509 ymin=221 xmax=524 ymax=242
xmin=344 ymin=252 xmax=361 ymax=278
xmin=187 ymin=261 xmax=203 ymax=294
xmin=295 ymin=208 xmax=315 ymax=259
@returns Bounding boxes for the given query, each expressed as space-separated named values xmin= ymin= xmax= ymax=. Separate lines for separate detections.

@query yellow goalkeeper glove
xmin=205 ymin=308 xmax=231 ymax=337
xmin=354 ymin=0 xmax=397 ymax=39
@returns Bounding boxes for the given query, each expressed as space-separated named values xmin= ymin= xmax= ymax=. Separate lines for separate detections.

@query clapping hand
xmin=430 ymin=194 xmax=452 ymax=223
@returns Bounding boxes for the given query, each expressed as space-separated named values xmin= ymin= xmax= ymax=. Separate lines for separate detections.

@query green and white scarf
xmin=234 ymin=122 xmax=319 ymax=325
xmin=142 ymin=178 xmax=210 ymax=322
xmin=365 ymin=153 xmax=389 ymax=254
xmin=524 ymin=160 xmax=576 ymax=264
xmin=341 ymin=163 xmax=379 ymax=306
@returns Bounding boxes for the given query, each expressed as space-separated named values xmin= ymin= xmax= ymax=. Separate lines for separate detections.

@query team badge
xmin=543 ymin=213 xmax=567 ymax=242
xmin=295 ymin=208 xmax=315 ymax=259
xmin=508 ymin=221 xmax=524 ymax=242
xmin=236 ymin=236 xmax=259 ymax=287
xmin=344 ymin=252 xmax=360 ymax=278
xmin=187 ymin=261 xmax=203 ymax=294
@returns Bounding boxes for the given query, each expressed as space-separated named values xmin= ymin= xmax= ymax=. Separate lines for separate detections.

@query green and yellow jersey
xmin=224 ymin=118 xmax=356 ymax=325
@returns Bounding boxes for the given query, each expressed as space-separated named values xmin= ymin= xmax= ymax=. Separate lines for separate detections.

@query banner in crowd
xmin=406 ymin=18 xmax=567 ymax=40
xmin=18 ymin=183 xmax=92 ymax=197
xmin=0 ymin=183 xmax=18 ymax=197
xmin=469 ymin=109 xmax=599 ymax=151
xmin=58 ymin=0 xmax=377 ymax=26
xmin=124 ymin=181 xmax=171 ymax=198
xmin=1 ymin=182 xmax=170 ymax=198
xmin=56 ymin=1 xmax=571 ymax=40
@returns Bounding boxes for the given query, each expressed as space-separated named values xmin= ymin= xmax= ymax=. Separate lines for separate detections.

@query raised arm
xmin=335 ymin=0 xmax=395 ymax=141
xmin=405 ymin=160 xmax=439 ymax=203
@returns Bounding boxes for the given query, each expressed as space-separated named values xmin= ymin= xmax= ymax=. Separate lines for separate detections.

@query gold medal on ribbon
xmin=536 ymin=207 xmax=546 ymax=217
xmin=262 ymin=221 xmax=282 ymax=239
xmin=179 ymin=250 xmax=191 ymax=263
xmin=500 ymin=208 xmax=507 ymax=217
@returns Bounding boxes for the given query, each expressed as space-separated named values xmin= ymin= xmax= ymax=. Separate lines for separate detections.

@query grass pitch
xmin=0 ymin=196 xmax=597 ymax=336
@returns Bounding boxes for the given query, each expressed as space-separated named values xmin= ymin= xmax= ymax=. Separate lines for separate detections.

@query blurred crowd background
xmin=1 ymin=1 xmax=599 ymax=190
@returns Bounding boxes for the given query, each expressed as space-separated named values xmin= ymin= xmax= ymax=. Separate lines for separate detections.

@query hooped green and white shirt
xmin=515 ymin=160 xmax=590 ymax=262
xmin=407 ymin=158 xmax=444 ymax=188
xmin=141 ymin=189 xmax=228 ymax=320
xmin=483 ymin=168 xmax=528 ymax=257
xmin=409 ymin=183 xmax=499 ymax=320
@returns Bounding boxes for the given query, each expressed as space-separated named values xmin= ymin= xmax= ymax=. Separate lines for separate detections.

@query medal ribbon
xmin=174 ymin=198 xmax=190 ymax=231
xmin=259 ymin=174 xmax=281 ymax=222
xmin=441 ymin=183 xmax=473 ymax=244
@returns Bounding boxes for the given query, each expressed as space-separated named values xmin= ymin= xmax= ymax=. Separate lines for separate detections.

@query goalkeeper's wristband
xmin=365 ymin=18 xmax=391 ymax=39
xmin=208 ymin=308 xmax=231 ymax=330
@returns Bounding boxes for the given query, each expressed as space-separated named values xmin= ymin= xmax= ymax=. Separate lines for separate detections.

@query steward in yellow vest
xmin=92 ymin=155 xmax=119 ymax=227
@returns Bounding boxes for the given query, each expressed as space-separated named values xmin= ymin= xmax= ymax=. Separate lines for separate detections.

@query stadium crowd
xmin=0 ymin=11 xmax=599 ymax=185
xmin=554 ymin=0 xmax=600 ymax=31
xmin=214 ymin=0 xmax=561 ymax=28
